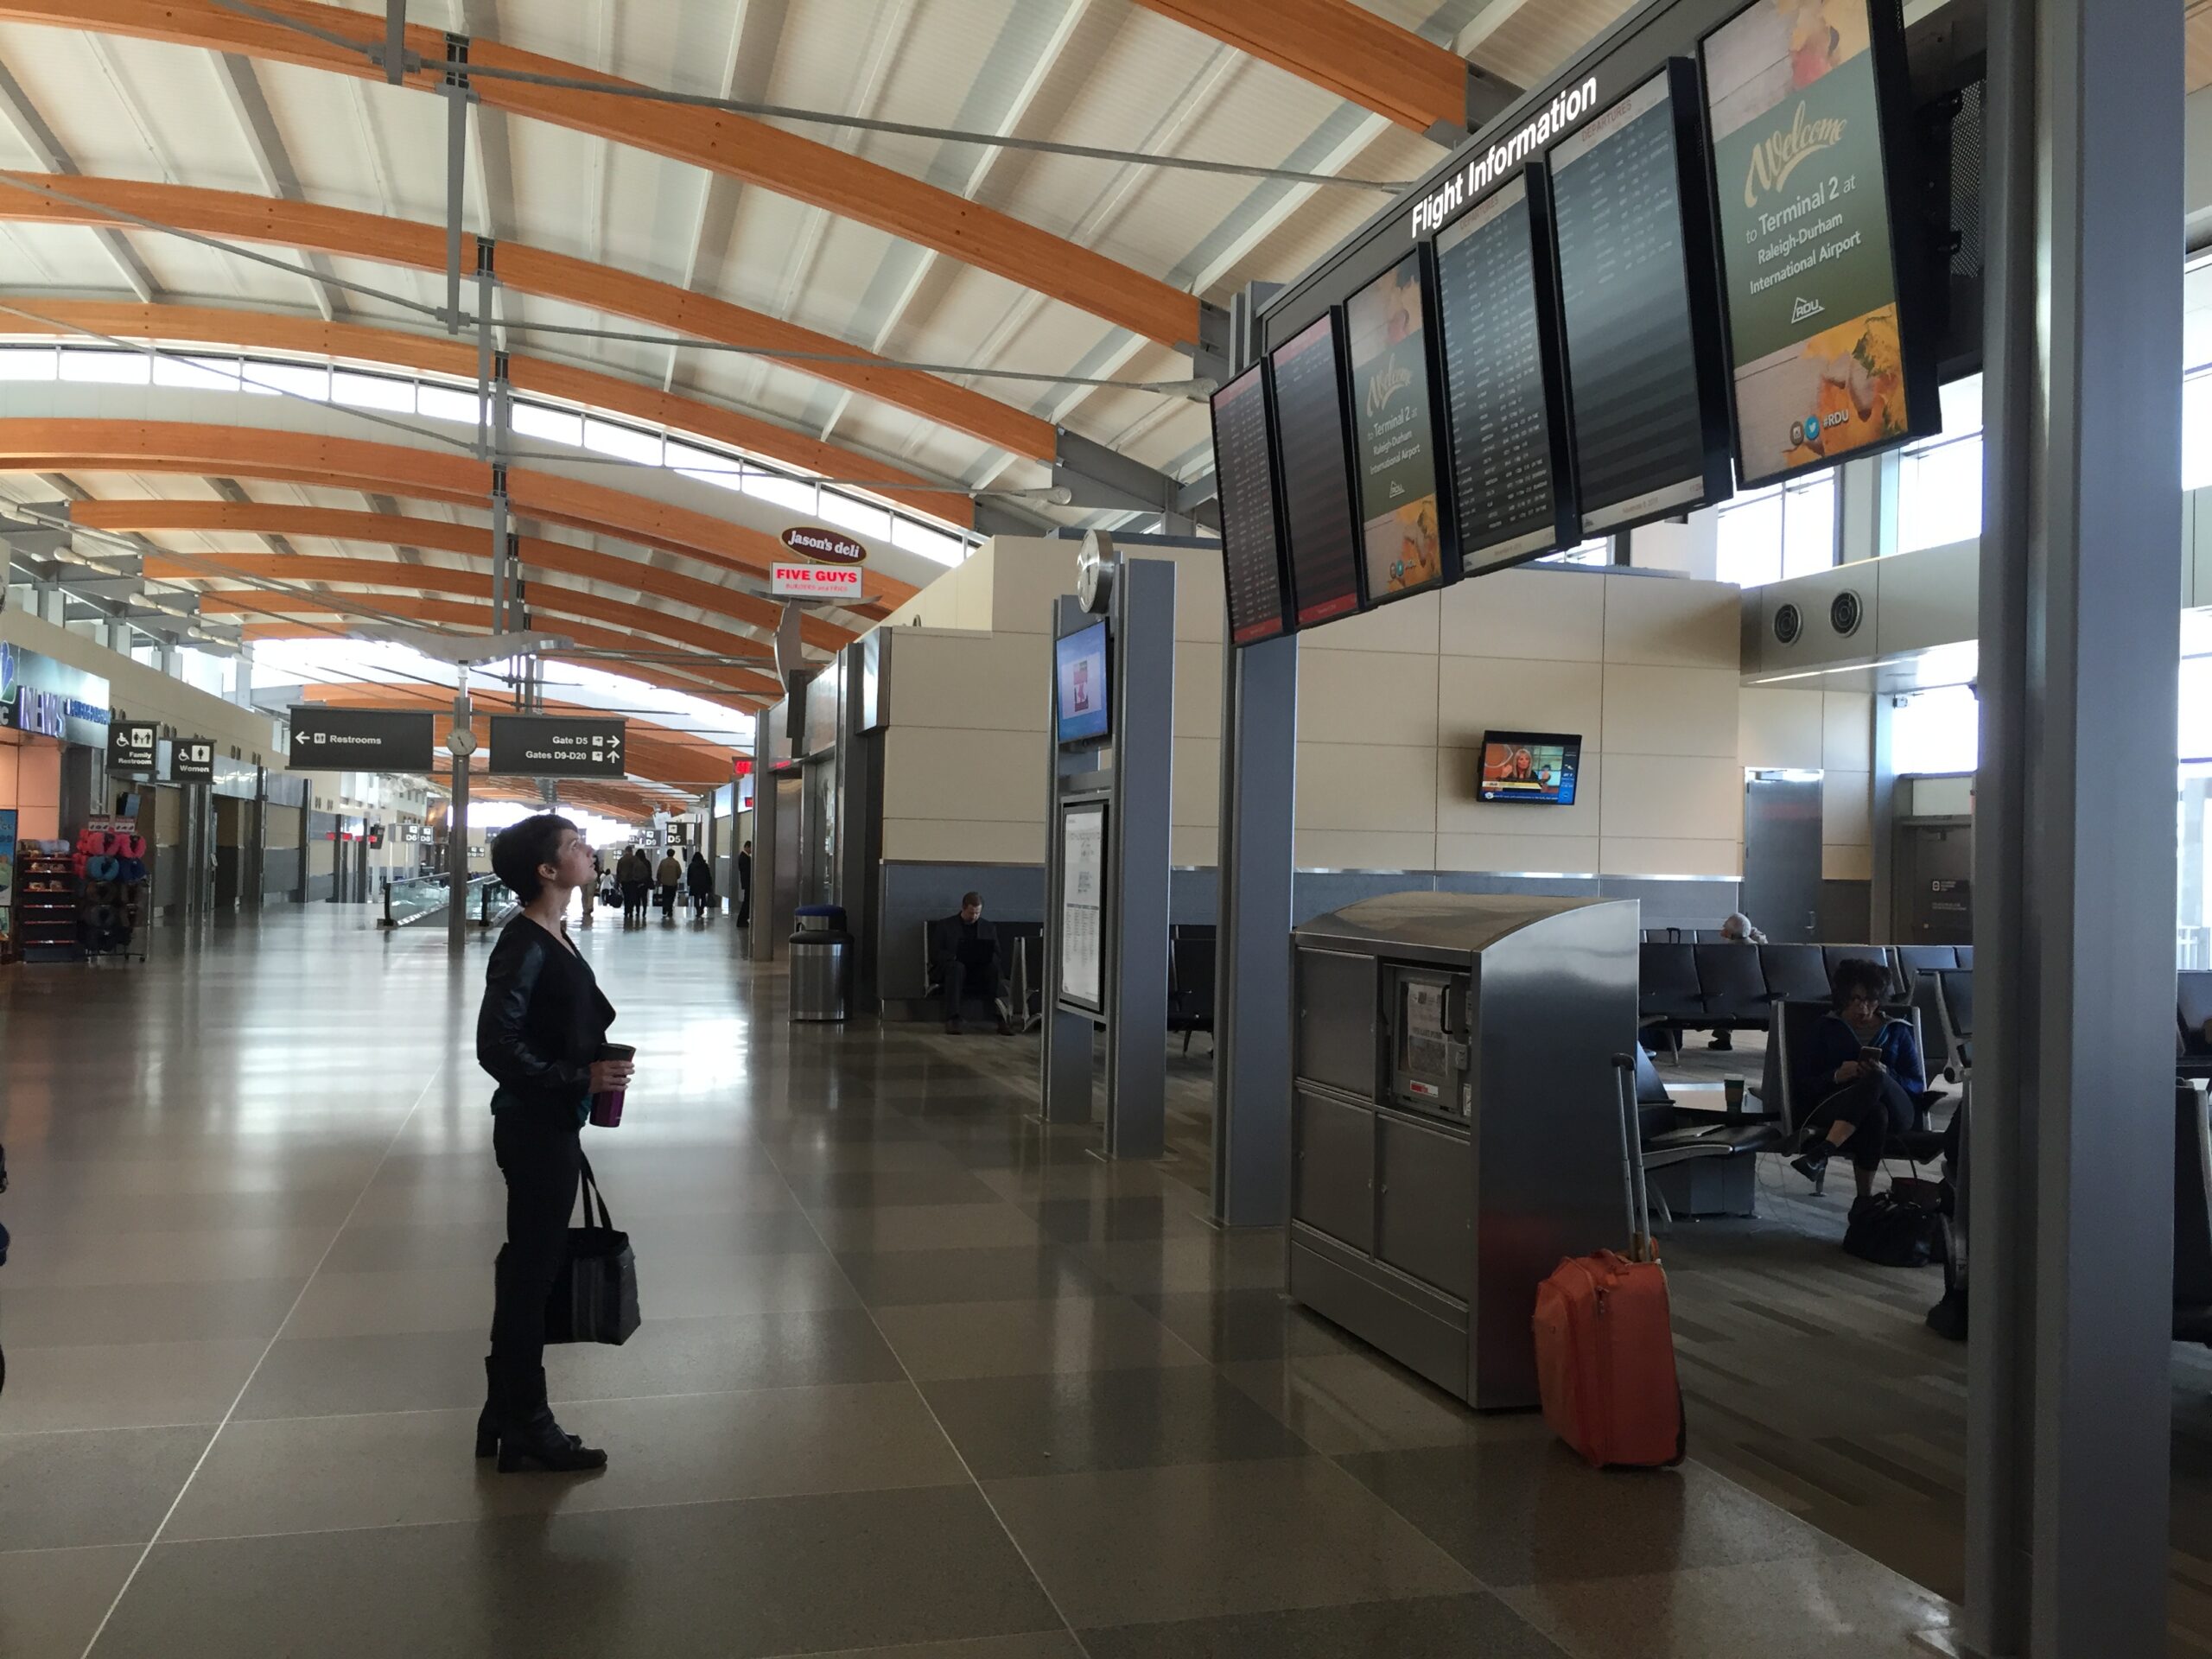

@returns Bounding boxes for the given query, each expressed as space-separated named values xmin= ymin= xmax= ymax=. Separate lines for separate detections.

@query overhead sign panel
xmin=1345 ymin=251 xmax=1453 ymax=606
xmin=172 ymin=736 xmax=215 ymax=784
xmin=770 ymin=563 xmax=865 ymax=599
xmin=1208 ymin=365 xmax=1290 ymax=645
xmin=487 ymin=715 xmax=627 ymax=778
xmin=1268 ymin=313 xmax=1364 ymax=628
xmin=109 ymin=718 xmax=156 ymax=774
xmin=1701 ymin=0 xmax=1936 ymax=486
xmin=289 ymin=707 xmax=435 ymax=772
xmin=778 ymin=525 xmax=868 ymax=563
xmin=1548 ymin=61 xmax=1733 ymax=534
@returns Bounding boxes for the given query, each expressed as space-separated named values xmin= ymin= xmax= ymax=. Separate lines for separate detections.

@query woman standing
xmin=685 ymin=849 xmax=714 ymax=919
xmin=476 ymin=813 xmax=632 ymax=1473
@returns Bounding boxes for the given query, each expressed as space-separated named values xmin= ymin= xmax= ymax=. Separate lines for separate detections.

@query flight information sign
xmin=487 ymin=715 xmax=628 ymax=778
xmin=1209 ymin=365 xmax=1290 ymax=645
xmin=1345 ymin=251 xmax=1450 ymax=604
xmin=1268 ymin=313 xmax=1364 ymax=627
xmin=1434 ymin=168 xmax=1579 ymax=573
xmin=1548 ymin=63 xmax=1732 ymax=533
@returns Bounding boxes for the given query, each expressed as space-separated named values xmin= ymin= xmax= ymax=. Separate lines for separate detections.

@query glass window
xmin=155 ymin=353 xmax=238 ymax=391
xmin=0 ymin=346 xmax=58 ymax=380
xmin=743 ymin=470 xmax=817 ymax=514
xmin=1897 ymin=431 xmax=1984 ymax=552
xmin=1714 ymin=471 xmax=1835 ymax=587
xmin=665 ymin=438 xmax=744 ymax=488
xmin=331 ymin=370 xmax=416 ymax=413
xmin=583 ymin=417 xmax=660 ymax=466
xmin=1781 ymin=472 xmax=1839 ymax=578
xmin=2185 ymin=371 xmax=2212 ymax=491
xmin=416 ymin=384 xmax=481 ymax=425
xmin=242 ymin=360 xmax=328 ymax=399
xmin=59 ymin=347 xmax=150 ymax=385
xmin=891 ymin=517 xmax=966 ymax=565
xmin=510 ymin=401 xmax=582 ymax=447
xmin=818 ymin=493 xmax=890 ymax=542
xmin=1537 ymin=537 xmax=1614 ymax=567
xmin=1891 ymin=684 xmax=1980 ymax=774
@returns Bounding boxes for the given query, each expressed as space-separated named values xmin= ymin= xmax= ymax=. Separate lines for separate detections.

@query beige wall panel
xmin=1295 ymin=741 xmax=1439 ymax=833
xmin=883 ymin=818 xmax=1046 ymax=864
xmin=1822 ymin=690 xmax=1873 ymax=770
xmin=1436 ymin=830 xmax=1601 ymax=874
xmin=1738 ymin=687 xmax=1826 ymax=770
xmin=1601 ymin=836 xmax=1741 ymax=878
xmin=1441 ymin=567 xmax=1605 ymax=662
xmin=1601 ymin=665 xmax=1740 ymax=758
xmin=1175 ymin=641 xmax=1224 ymax=739
xmin=1310 ymin=592 xmax=1442 ymax=656
xmin=1172 ymin=825 xmax=1218 ymax=867
xmin=1823 ymin=768 xmax=1872 ymax=846
xmin=1156 ymin=548 xmax=1226 ymax=643
xmin=1823 ymin=842 xmax=1873 ymax=881
xmin=1298 ymin=648 xmax=1440 ymax=748
xmin=1434 ymin=655 xmax=1603 ymax=753
xmin=1436 ymin=747 xmax=1602 ymax=836
xmin=1173 ymin=736 xmax=1221 ymax=830
xmin=1294 ymin=827 xmax=1438 ymax=870
xmin=1600 ymin=575 xmax=1739 ymax=668
xmin=887 ymin=630 xmax=1049 ymax=733
xmin=985 ymin=539 xmax=1078 ymax=633
xmin=1599 ymin=753 xmax=1743 ymax=843
xmin=882 ymin=726 xmax=1047 ymax=824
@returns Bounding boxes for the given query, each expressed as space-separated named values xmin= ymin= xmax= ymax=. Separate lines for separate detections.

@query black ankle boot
xmin=476 ymin=1357 xmax=499 ymax=1459
xmin=1791 ymin=1150 xmax=1830 ymax=1192
xmin=493 ymin=1363 xmax=607 ymax=1475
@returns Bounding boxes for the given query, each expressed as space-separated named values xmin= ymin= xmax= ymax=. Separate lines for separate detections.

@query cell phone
xmin=1860 ymin=1046 xmax=1884 ymax=1065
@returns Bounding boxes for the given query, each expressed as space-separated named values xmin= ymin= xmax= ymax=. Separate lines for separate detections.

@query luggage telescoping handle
xmin=1611 ymin=1054 xmax=1652 ymax=1263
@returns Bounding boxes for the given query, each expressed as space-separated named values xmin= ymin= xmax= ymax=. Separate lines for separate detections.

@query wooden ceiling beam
xmin=1126 ymin=0 xmax=1472 ymax=137
xmin=3 ymin=299 xmax=975 ymax=524
xmin=0 ymin=0 xmax=1201 ymax=347
xmin=0 ymin=171 xmax=1049 ymax=466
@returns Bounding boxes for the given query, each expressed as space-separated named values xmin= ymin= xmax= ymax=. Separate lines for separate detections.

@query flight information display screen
xmin=1549 ymin=67 xmax=1724 ymax=531
xmin=1435 ymin=170 xmax=1576 ymax=572
xmin=1209 ymin=365 xmax=1289 ymax=645
xmin=1345 ymin=252 xmax=1449 ymax=604
xmin=1268 ymin=314 xmax=1364 ymax=626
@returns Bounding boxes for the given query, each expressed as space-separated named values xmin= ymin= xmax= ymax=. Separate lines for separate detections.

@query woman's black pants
xmin=490 ymin=1109 xmax=581 ymax=1376
xmin=1812 ymin=1071 xmax=1918 ymax=1170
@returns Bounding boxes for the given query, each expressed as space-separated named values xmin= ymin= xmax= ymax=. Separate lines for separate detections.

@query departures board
xmin=1434 ymin=168 xmax=1579 ymax=573
xmin=1209 ymin=365 xmax=1290 ymax=644
xmin=1547 ymin=61 xmax=1732 ymax=533
xmin=1268 ymin=314 xmax=1364 ymax=628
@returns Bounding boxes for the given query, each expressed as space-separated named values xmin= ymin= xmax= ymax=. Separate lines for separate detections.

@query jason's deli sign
xmin=772 ymin=563 xmax=864 ymax=599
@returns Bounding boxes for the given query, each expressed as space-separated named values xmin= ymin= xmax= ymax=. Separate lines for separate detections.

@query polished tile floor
xmin=0 ymin=906 xmax=1954 ymax=1657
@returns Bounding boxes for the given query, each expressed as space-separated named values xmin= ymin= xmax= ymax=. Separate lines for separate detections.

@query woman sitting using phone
xmin=1791 ymin=957 xmax=1926 ymax=1206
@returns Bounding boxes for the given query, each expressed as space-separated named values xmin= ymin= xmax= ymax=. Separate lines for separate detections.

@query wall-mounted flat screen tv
xmin=1054 ymin=620 xmax=1111 ymax=747
xmin=1700 ymin=0 xmax=1938 ymax=486
xmin=1547 ymin=60 xmax=1734 ymax=534
xmin=1434 ymin=166 xmax=1580 ymax=575
xmin=1478 ymin=731 xmax=1581 ymax=804
xmin=1209 ymin=364 xmax=1292 ymax=645
xmin=1267 ymin=312 xmax=1366 ymax=627
xmin=1344 ymin=250 xmax=1454 ymax=606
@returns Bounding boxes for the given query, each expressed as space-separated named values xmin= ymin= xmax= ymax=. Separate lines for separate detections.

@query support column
xmin=1102 ymin=558 xmax=1173 ymax=1160
xmin=446 ymin=678 xmax=473 ymax=950
xmin=1967 ymin=0 xmax=2181 ymax=1652
xmin=1211 ymin=631 xmax=1297 ymax=1225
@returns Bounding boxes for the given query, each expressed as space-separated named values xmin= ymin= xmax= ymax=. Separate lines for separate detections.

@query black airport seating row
xmin=924 ymin=921 xmax=1217 ymax=1041
xmin=1639 ymin=940 xmax=1970 ymax=1052
xmin=2182 ymin=970 xmax=2212 ymax=1081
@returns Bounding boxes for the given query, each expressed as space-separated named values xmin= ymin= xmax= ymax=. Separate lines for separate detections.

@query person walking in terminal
xmin=655 ymin=848 xmax=683 ymax=920
xmin=931 ymin=892 xmax=1013 ymax=1034
xmin=686 ymin=849 xmax=714 ymax=919
xmin=1707 ymin=911 xmax=1768 ymax=1049
xmin=734 ymin=839 xmax=753 ymax=928
xmin=578 ymin=847 xmax=601 ymax=925
xmin=617 ymin=846 xmax=651 ymax=923
xmin=1790 ymin=956 xmax=1927 ymax=1204
xmin=476 ymin=813 xmax=629 ymax=1474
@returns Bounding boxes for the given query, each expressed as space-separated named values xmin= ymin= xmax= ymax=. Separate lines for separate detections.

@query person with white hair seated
xmin=1708 ymin=912 xmax=1767 ymax=1048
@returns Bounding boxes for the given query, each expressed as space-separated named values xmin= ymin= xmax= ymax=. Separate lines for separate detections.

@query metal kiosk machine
xmin=1288 ymin=892 xmax=1638 ymax=1409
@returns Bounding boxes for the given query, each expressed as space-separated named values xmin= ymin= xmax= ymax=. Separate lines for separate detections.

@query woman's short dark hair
xmin=491 ymin=813 xmax=577 ymax=903
xmin=1831 ymin=957 xmax=1889 ymax=1005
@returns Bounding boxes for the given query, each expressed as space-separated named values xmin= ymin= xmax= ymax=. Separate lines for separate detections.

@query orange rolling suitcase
xmin=1531 ymin=1053 xmax=1687 ymax=1469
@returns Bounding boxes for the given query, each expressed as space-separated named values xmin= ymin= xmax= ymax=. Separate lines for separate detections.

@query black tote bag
xmin=546 ymin=1154 xmax=641 ymax=1346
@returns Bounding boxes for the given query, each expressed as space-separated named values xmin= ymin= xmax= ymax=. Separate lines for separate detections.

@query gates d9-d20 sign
xmin=486 ymin=715 xmax=627 ymax=778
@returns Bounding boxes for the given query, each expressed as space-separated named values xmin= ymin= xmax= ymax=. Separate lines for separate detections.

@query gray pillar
xmin=1968 ymin=0 xmax=2181 ymax=1652
xmin=1211 ymin=630 xmax=1298 ymax=1224
xmin=1103 ymin=558 xmax=1174 ymax=1160
xmin=1042 ymin=598 xmax=1096 ymax=1127
xmin=446 ymin=685 xmax=473 ymax=950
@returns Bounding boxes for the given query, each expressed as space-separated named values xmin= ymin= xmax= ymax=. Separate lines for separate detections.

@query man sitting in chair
xmin=1790 ymin=956 xmax=1927 ymax=1207
xmin=931 ymin=892 xmax=1013 ymax=1035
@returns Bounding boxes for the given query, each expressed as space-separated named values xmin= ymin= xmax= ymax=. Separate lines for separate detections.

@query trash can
xmin=789 ymin=904 xmax=851 ymax=1023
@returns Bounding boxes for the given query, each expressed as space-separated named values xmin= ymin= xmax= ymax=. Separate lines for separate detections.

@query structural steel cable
xmin=210 ymin=0 xmax=1414 ymax=193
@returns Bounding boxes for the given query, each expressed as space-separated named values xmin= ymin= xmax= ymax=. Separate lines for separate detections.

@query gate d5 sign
xmin=771 ymin=563 xmax=864 ymax=599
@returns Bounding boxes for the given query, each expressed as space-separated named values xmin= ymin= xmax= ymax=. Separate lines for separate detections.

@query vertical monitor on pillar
xmin=1547 ymin=60 xmax=1734 ymax=534
xmin=1054 ymin=621 xmax=1111 ymax=747
xmin=1344 ymin=249 xmax=1456 ymax=606
xmin=1268 ymin=313 xmax=1367 ymax=627
xmin=1209 ymin=365 xmax=1292 ymax=645
xmin=1699 ymin=0 xmax=1940 ymax=486
xmin=1434 ymin=167 xmax=1581 ymax=574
